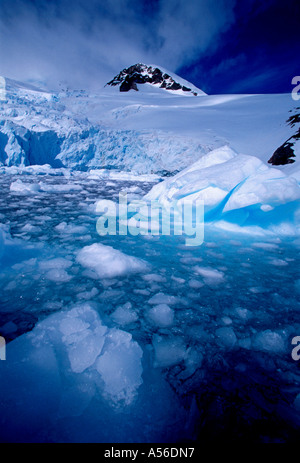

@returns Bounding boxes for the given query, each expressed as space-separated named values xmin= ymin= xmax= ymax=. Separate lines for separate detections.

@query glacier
xmin=0 ymin=72 xmax=300 ymax=443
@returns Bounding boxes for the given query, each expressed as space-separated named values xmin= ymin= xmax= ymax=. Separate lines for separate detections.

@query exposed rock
xmin=268 ymin=112 xmax=299 ymax=165
xmin=106 ymin=63 xmax=199 ymax=95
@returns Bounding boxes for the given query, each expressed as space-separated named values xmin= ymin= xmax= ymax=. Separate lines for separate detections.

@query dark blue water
xmin=0 ymin=171 xmax=300 ymax=443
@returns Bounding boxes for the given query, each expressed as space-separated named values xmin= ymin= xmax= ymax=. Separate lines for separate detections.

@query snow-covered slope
xmin=0 ymin=72 xmax=299 ymax=178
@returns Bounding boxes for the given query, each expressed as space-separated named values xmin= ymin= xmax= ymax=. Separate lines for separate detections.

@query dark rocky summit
xmin=268 ymin=110 xmax=299 ymax=165
xmin=106 ymin=63 xmax=199 ymax=95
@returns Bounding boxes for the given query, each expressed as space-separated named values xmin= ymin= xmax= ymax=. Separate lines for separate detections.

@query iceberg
xmin=145 ymin=146 xmax=300 ymax=234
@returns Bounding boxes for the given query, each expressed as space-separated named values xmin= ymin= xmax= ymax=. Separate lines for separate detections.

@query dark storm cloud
xmin=0 ymin=0 xmax=236 ymax=89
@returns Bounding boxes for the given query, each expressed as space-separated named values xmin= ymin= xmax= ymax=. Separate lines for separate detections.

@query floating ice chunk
xmin=59 ymin=317 xmax=90 ymax=337
xmin=152 ymin=335 xmax=187 ymax=368
xmin=45 ymin=269 xmax=73 ymax=283
xmin=67 ymin=326 xmax=107 ymax=374
xmin=98 ymin=289 xmax=125 ymax=302
xmin=177 ymin=348 xmax=203 ymax=380
xmin=76 ymin=287 xmax=99 ymax=300
xmin=39 ymin=182 xmax=82 ymax=193
xmin=146 ymin=304 xmax=174 ymax=327
xmin=21 ymin=223 xmax=42 ymax=233
xmin=249 ymin=286 xmax=268 ymax=294
xmin=10 ymin=180 xmax=40 ymax=195
xmin=260 ymin=205 xmax=274 ymax=212
xmin=171 ymin=275 xmax=185 ymax=284
xmin=269 ymin=258 xmax=288 ymax=267
xmin=134 ymin=288 xmax=151 ymax=296
xmin=76 ymin=243 xmax=149 ymax=279
xmin=193 ymin=266 xmax=225 ymax=285
xmin=4 ymin=281 xmax=17 ymax=291
xmin=111 ymin=303 xmax=138 ymax=325
xmin=252 ymin=242 xmax=279 ymax=251
xmin=252 ymin=330 xmax=286 ymax=354
xmin=188 ymin=279 xmax=204 ymax=289
xmin=95 ymin=328 xmax=143 ymax=405
xmin=215 ymin=327 xmax=237 ymax=349
xmin=221 ymin=316 xmax=232 ymax=326
xmin=39 ymin=257 xmax=73 ymax=270
xmin=232 ymin=307 xmax=252 ymax=321
xmin=142 ymin=273 xmax=167 ymax=283
xmin=148 ymin=292 xmax=180 ymax=306
xmin=55 ymin=222 xmax=88 ymax=234
xmin=3 ymin=303 xmax=144 ymax=408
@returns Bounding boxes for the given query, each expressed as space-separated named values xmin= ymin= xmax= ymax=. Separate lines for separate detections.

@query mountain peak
xmin=106 ymin=63 xmax=205 ymax=96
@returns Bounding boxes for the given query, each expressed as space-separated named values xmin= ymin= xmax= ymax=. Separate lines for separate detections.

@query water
xmin=0 ymin=171 xmax=300 ymax=443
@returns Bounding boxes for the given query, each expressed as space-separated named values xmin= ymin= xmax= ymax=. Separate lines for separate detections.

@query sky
xmin=0 ymin=0 xmax=299 ymax=94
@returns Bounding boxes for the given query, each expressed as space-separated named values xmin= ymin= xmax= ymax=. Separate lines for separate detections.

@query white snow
xmin=1 ymin=74 xmax=299 ymax=181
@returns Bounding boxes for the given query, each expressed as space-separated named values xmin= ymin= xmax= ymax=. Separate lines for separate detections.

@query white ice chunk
xmin=252 ymin=330 xmax=286 ymax=354
xmin=193 ymin=266 xmax=225 ymax=284
xmin=111 ymin=303 xmax=138 ymax=325
xmin=146 ymin=304 xmax=174 ymax=327
xmin=3 ymin=303 xmax=143 ymax=407
xmin=142 ymin=273 xmax=167 ymax=283
xmin=67 ymin=326 xmax=107 ymax=374
xmin=148 ymin=292 xmax=180 ymax=306
xmin=76 ymin=243 xmax=149 ymax=279
xmin=39 ymin=257 xmax=73 ymax=270
xmin=215 ymin=327 xmax=237 ymax=349
xmin=152 ymin=334 xmax=186 ymax=368
xmin=10 ymin=180 xmax=40 ymax=195
xmin=55 ymin=222 xmax=88 ymax=234
xmin=39 ymin=183 xmax=82 ymax=193
xmin=45 ymin=269 xmax=73 ymax=283
xmin=95 ymin=328 xmax=143 ymax=405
